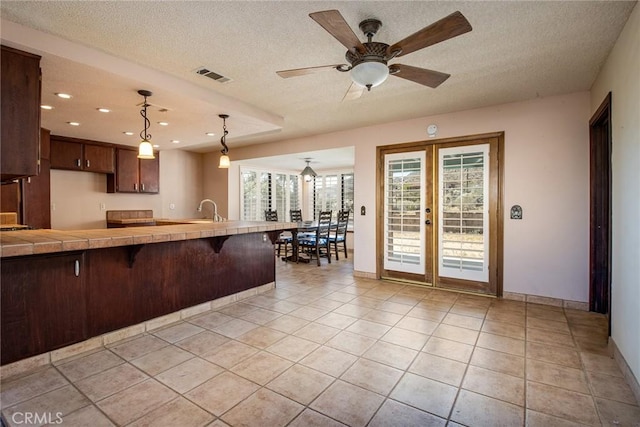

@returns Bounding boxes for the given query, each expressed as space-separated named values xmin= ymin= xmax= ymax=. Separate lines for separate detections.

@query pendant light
xmin=300 ymin=158 xmax=317 ymax=182
xmin=137 ymin=89 xmax=155 ymax=159
xmin=218 ymin=114 xmax=230 ymax=168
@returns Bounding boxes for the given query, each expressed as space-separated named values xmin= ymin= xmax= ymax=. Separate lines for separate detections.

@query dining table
xmin=282 ymin=221 xmax=316 ymax=263
xmin=282 ymin=220 xmax=337 ymax=264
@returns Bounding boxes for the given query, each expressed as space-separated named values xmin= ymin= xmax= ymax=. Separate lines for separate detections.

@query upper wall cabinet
xmin=50 ymin=136 xmax=115 ymax=174
xmin=1 ymin=46 xmax=41 ymax=182
xmin=106 ymin=148 xmax=159 ymax=194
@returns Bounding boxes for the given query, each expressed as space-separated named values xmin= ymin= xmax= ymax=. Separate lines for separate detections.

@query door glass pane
xmin=384 ymin=151 xmax=425 ymax=274
xmin=438 ymin=145 xmax=489 ymax=282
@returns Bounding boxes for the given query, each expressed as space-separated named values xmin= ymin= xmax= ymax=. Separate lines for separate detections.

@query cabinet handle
xmin=76 ymin=159 xmax=81 ymax=167
xmin=74 ymin=260 xmax=80 ymax=277
xmin=141 ymin=183 xmax=145 ymax=191
xmin=134 ymin=183 xmax=137 ymax=191
xmin=86 ymin=159 xmax=90 ymax=168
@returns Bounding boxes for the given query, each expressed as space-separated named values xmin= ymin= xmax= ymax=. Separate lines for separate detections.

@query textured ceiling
xmin=0 ymin=1 xmax=636 ymax=164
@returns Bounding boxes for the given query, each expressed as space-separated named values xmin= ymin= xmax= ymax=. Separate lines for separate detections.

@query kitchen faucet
xmin=197 ymin=199 xmax=224 ymax=222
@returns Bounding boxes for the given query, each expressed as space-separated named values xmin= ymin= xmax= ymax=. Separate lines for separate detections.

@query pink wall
xmin=589 ymin=3 xmax=640 ymax=388
xmin=229 ymin=91 xmax=591 ymax=302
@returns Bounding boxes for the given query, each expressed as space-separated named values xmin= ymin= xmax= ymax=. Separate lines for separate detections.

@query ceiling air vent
xmin=195 ymin=67 xmax=232 ymax=84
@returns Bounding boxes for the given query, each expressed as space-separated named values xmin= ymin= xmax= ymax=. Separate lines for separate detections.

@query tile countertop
xmin=0 ymin=220 xmax=297 ymax=258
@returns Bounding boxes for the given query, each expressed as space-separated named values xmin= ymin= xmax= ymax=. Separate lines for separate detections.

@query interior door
xmin=589 ymin=92 xmax=611 ymax=319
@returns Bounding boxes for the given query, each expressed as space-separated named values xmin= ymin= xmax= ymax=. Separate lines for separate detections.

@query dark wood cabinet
xmin=22 ymin=129 xmax=51 ymax=229
xmin=86 ymin=234 xmax=273 ymax=336
xmin=139 ymin=155 xmax=160 ymax=193
xmin=1 ymin=252 xmax=86 ymax=365
xmin=1 ymin=46 xmax=41 ymax=182
xmin=83 ymin=144 xmax=115 ymax=173
xmin=50 ymin=136 xmax=115 ymax=173
xmin=110 ymin=148 xmax=138 ymax=192
xmin=0 ymin=129 xmax=51 ymax=228
xmin=0 ymin=182 xmax=22 ymax=220
xmin=107 ymin=148 xmax=159 ymax=194
xmin=1 ymin=231 xmax=275 ymax=364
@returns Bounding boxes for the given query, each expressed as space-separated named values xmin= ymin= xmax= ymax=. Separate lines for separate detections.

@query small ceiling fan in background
xmin=277 ymin=10 xmax=472 ymax=101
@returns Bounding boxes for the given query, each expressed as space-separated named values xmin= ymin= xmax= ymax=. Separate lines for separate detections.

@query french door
xmin=378 ymin=133 xmax=502 ymax=296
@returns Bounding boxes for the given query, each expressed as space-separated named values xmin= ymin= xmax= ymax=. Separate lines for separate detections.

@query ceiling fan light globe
xmin=350 ymin=62 xmax=389 ymax=89
xmin=137 ymin=140 xmax=155 ymax=159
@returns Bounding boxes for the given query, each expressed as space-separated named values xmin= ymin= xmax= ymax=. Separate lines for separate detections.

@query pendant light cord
xmin=140 ymin=95 xmax=151 ymax=141
xmin=220 ymin=116 xmax=229 ymax=155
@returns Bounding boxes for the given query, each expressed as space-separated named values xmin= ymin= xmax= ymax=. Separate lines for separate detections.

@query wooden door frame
xmin=376 ymin=132 xmax=504 ymax=296
xmin=589 ymin=92 xmax=612 ymax=318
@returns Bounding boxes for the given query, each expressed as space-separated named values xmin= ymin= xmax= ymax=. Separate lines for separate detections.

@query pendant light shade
xmin=138 ymin=141 xmax=155 ymax=159
xmin=301 ymin=158 xmax=317 ymax=182
xmin=218 ymin=114 xmax=230 ymax=169
xmin=219 ymin=154 xmax=230 ymax=168
xmin=137 ymin=89 xmax=155 ymax=159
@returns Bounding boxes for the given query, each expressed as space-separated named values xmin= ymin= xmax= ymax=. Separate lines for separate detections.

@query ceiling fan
xmin=277 ymin=10 xmax=472 ymax=100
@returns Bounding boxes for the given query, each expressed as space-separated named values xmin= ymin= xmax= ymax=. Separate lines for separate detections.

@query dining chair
xmin=290 ymin=209 xmax=303 ymax=222
xmin=330 ymin=209 xmax=350 ymax=260
xmin=264 ymin=210 xmax=291 ymax=258
xmin=298 ymin=210 xmax=332 ymax=266
xmin=264 ymin=210 xmax=278 ymax=222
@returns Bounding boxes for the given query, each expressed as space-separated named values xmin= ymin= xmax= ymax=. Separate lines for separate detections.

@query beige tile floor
xmin=2 ymin=258 xmax=639 ymax=426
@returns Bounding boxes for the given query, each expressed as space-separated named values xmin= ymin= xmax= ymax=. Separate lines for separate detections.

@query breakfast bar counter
xmin=0 ymin=221 xmax=296 ymax=365
xmin=0 ymin=220 xmax=296 ymax=258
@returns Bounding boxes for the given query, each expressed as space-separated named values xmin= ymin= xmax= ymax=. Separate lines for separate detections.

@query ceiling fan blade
xmin=309 ymin=10 xmax=365 ymax=53
xmin=388 ymin=11 xmax=472 ymax=58
xmin=390 ymin=64 xmax=450 ymax=88
xmin=342 ymin=82 xmax=365 ymax=101
xmin=276 ymin=64 xmax=347 ymax=78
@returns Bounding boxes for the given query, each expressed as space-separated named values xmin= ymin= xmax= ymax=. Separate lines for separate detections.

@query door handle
xmin=425 ymin=220 xmax=431 ymax=225
xmin=86 ymin=159 xmax=90 ymax=168
xmin=76 ymin=159 xmax=81 ymax=167
xmin=141 ymin=183 xmax=145 ymax=191
xmin=133 ymin=183 xmax=137 ymax=191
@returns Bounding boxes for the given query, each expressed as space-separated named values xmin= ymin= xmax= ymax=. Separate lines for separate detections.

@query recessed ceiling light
xmin=56 ymin=93 xmax=72 ymax=99
xmin=206 ymin=132 xmax=215 ymax=136
xmin=171 ymin=140 xmax=180 ymax=144
xmin=41 ymin=105 xmax=54 ymax=110
xmin=158 ymin=121 xmax=169 ymax=126
xmin=152 ymin=144 xmax=160 ymax=149
xmin=123 ymin=131 xmax=134 ymax=136
xmin=67 ymin=122 xmax=80 ymax=126
xmin=97 ymin=108 xmax=111 ymax=113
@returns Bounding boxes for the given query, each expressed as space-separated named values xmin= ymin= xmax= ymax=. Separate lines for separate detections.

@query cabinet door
xmin=84 ymin=144 xmax=115 ymax=173
xmin=0 ymin=182 xmax=21 ymax=220
xmin=1 ymin=266 xmax=29 ymax=365
xmin=50 ymin=139 xmax=83 ymax=170
xmin=115 ymin=148 xmax=139 ymax=192
xmin=139 ymin=153 xmax=159 ymax=193
xmin=1 ymin=46 xmax=41 ymax=182
xmin=1 ymin=252 xmax=86 ymax=365
xmin=22 ymin=128 xmax=51 ymax=229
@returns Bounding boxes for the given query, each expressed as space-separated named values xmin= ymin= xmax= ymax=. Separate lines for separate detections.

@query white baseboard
xmin=353 ymin=270 xmax=377 ymax=279
xmin=503 ymin=291 xmax=588 ymax=311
